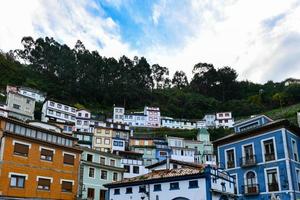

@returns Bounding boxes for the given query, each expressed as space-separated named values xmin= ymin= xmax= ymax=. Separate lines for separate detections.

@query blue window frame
xmin=118 ymin=141 xmax=124 ymax=147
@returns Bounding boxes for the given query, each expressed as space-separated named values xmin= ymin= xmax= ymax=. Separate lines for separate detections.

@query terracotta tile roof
xmin=105 ymin=167 xmax=204 ymax=187
xmin=145 ymin=159 xmax=203 ymax=169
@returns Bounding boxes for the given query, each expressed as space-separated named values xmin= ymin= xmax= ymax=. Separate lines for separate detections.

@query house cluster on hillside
xmin=113 ymin=106 xmax=235 ymax=129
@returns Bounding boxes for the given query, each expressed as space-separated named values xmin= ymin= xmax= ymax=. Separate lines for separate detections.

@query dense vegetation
xmin=1 ymin=36 xmax=300 ymax=120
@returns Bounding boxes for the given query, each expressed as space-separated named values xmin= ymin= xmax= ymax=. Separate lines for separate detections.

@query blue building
xmin=154 ymin=138 xmax=172 ymax=162
xmin=214 ymin=115 xmax=300 ymax=199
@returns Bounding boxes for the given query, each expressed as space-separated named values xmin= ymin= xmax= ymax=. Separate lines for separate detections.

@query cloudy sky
xmin=1 ymin=0 xmax=300 ymax=83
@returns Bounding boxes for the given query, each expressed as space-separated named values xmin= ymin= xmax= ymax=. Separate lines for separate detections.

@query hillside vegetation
xmin=1 ymin=36 xmax=300 ymax=121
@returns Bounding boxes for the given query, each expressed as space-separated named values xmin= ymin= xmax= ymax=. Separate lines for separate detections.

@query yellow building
xmin=0 ymin=116 xmax=82 ymax=199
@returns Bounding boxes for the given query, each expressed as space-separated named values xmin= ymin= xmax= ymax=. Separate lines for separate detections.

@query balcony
xmin=227 ymin=161 xmax=235 ymax=169
xmin=265 ymin=153 xmax=275 ymax=162
xmin=240 ymin=155 xmax=257 ymax=167
xmin=243 ymin=184 xmax=260 ymax=195
xmin=268 ymin=183 xmax=279 ymax=192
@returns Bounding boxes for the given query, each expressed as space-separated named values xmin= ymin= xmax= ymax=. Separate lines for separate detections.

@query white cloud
xmin=145 ymin=0 xmax=300 ymax=83
xmin=0 ymin=0 xmax=137 ymax=58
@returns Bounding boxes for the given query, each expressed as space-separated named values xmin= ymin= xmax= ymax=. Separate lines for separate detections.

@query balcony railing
xmin=243 ymin=184 xmax=260 ymax=195
xmin=240 ymin=155 xmax=257 ymax=167
xmin=265 ymin=153 xmax=275 ymax=162
xmin=268 ymin=183 xmax=279 ymax=192
xmin=227 ymin=161 xmax=235 ymax=169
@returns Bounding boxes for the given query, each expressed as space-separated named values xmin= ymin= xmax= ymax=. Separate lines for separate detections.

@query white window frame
xmin=13 ymin=140 xmax=31 ymax=149
xmin=60 ymin=179 xmax=75 ymax=185
xmin=88 ymin=167 xmax=95 ymax=179
xmin=62 ymin=151 xmax=77 ymax=158
xmin=264 ymin=166 xmax=281 ymax=192
xmin=39 ymin=146 xmax=55 ymax=154
xmin=8 ymin=172 xmax=28 ymax=180
xmin=225 ymin=147 xmax=236 ymax=169
xmin=36 ymin=176 xmax=53 ymax=183
xmin=291 ymin=138 xmax=299 ymax=161
xmin=231 ymin=173 xmax=239 ymax=195
xmin=296 ymin=168 xmax=300 ymax=191
xmin=261 ymin=137 xmax=277 ymax=163
xmin=242 ymin=142 xmax=255 ymax=158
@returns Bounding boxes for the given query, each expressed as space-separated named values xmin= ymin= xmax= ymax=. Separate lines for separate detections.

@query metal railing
xmin=240 ymin=155 xmax=257 ymax=167
xmin=243 ymin=184 xmax=260 ymax=195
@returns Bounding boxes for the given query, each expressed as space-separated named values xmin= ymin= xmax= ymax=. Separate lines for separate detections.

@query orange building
xmin=0 ymin=116 xmax=82 ymax=199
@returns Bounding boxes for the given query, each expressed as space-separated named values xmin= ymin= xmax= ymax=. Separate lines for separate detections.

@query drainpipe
xmin=166 ymin=156 xmax=170 ymax=170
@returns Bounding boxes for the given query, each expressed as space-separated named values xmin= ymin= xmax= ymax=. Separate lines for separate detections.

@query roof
xmin=233 ymin=114 xmax=273 ymax=126
xmin=19 ymin=86 xmax=46 ymax=95
xmin=213 ymin=119 xmax=300 ymax=146
xmin=80 ymin=147 xmax=122 ymax=159
xmin=7 ymin=91 xmax=35 ymax=101
xmin=146 ymin=159 xmax=203 ymax=169
xmin=104 ymin=167 xmax=204 ymax=188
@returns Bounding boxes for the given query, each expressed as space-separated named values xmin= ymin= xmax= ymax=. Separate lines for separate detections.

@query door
xmin=244 ymin=145 xmax=254 ymax=164
xmin=100 ymin=189 xmax=106 ymax=200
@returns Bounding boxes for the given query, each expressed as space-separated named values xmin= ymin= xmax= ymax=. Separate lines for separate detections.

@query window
xmin=56 ymin=112 xmax=61 ymax=117
xmin=114 ymin=188 xmax=120 ymax=195
xmin=173 ymin=164 xmax=178 ymax=169
xmin=96 ymin=138 xmax=101 ymax=144
xmin=232 ymin=174 xmax=238 ymax=194
xmin=71 ymin=108 xmax=76 ymax=113
xmin=159 ymin=151 xmax=167 ymax=156
xmin=113 ymin=172 xmax=118 ymax=181
xmin=189 ymin=180 xmax=199 ymax=188
xmin=78 ymin=113 xmax=82 ymax=117
xmin=10 ymin=175 xmax=25 ymax=188
xmin=100 ymin=157 xmax=106 ymax=165
xmin=64 ymin=106 xmax=69 ymax=111
xmin=64 ymin=114 xmax=69 ymax=119
xmin=105 ymin=139 xmax=110 ymax=145
xmin=126 ymin=187 xmax=132 ymax=194
xmin=124 ymin=165 xmax=130 ymax=173
xmin=139 ymin=185 xmax=146 ymax=193
xmin=145 ymin=141 xmax=149 ymax=145
xmin=84 ymin=121 xmax=88 ymax=125
xmin=89 ymin=168 xmax=95 ymax=178
xmin=14 ymin=142 xmax=29 ymax=157
xmin=266 ymin=169 xmax=279 ymax=192
xmin=110 ymin=159 xmax=116 ymax=166
xmin=170 ymin=182 xmax=179 ymax=190
xmin=113 ymin=141 xmax=118 ymax=146
xmin=292 ymin=139 xmax=299 ymax=161
xmin=154 ymin=184 xmax=161 ymax=191
xmin=135 ymin=140 xmax=139 ymax=145
xmin=101 ymin=170 xmax=107 ymax=180
xmin=118 ymin=141 xmax=124 ymax=147
xmin=63 ymin=153 xmax=75 ymax=165
xmin=61 ymin=181 xmax=72 ymax=192
xmin=297 ymin=169 xmax=300 ymax=190
xmin=226 ymin=149 xmax=235 ymax=168
xmin=133 ymin=166 xmax=139 ymax=174
xmin=87 ymin=154 xmax=93 ymax=162
xmin=37 ymin=178 xmax=51 ymax=190
xmin=40 ymin=148 xmax=54 ymax=161
xmin=77 ymin=120 xmax=82 ymax=125
xmin=49 ymin=110 xmax=54 ymax=114
xmin=49 ymin=101 xmax=55 ymax=106
xmin=13 ymin=104 xmax=20 ymax=109
xmin=85 ymin=113 xmax=89 ymax=118
xmin=57 ymin=104 xmax=62 ymax=109
xmin=87 ymin=188 xmax=95 ymax=199
xmin=263 ymin=139 xmax=275 ymax=162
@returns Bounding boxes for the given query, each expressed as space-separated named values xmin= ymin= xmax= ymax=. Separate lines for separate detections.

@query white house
xmin=28 ymin=121 xmax=62 ymax=133
xmin=6 ymin=85 xmax=46 ymax=103
xmin=203 ymin=114 xmax=216 ymax=128
xmin=144 ymin=106 xmax=161 ymax=127
xmin=161 ymin=117 xmax=197 ymax=130
xmin=215 ymin=112 xmax=234 ymax=128
xmin=124 ymin=113 xmax=147 ymax=127
xmin=167 ymin=136 xmax=195 ymax=163
xmin=104 ymin=166 xmax=235 ymax=200
xmin=116 ymin=151 xmax=149 ymax=179
xmin=113 ymin=106 xmax=125 ymax=124
xmin=6 ymin=92 xmax=35 ymax=121
xmin=196 ymin=120 xmax=207 ymax=129
xmin=76 ymin=109 xmax=92 ymax=132
xmin=41 ymin=100 xmax=76 ymax=124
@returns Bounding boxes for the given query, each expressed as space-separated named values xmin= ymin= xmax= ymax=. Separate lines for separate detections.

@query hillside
xmin=263 ymin=103 xmax=300 ymax=125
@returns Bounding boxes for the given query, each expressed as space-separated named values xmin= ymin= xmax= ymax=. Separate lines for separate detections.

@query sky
xmin=1 ymin=0 xmax=300 ymax=83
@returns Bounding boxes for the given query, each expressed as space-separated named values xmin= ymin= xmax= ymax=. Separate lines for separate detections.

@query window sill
xmin=170 ymin=188 xmax=180 ymax=190
xmin=188 ymin=186 xmax=199 ymax=189
xmin=10 ymin=186 xmax=25 ymax=189
xmin=153 ymin=190 xmax=161 ymax=192
xmin=37 ymin=189 xmax=50 ymax=192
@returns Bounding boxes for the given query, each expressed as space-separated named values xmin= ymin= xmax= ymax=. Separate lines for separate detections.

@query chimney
xmin=166 ymin=156 xmax=170 ymax=170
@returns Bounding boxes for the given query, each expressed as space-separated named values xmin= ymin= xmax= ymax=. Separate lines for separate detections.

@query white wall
xmin=108 ymin=178 xmax=206 ymax=200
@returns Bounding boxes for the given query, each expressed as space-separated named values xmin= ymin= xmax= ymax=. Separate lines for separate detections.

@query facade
xmin=93 ymin=126 xmax=113 ymax=152
xmin=104 ymin=166 xmax=235 ymax=200
xmin=129 ymin=137 xmax=158 ymax=166
xmin=6 ymin=92 xmax=35 ymax=121
xmin=0 ymin=103 xmax=8 ymax=117
xmin=203 ymin=114 xmax=216 ymax=128
xmin=49 ymin=120 xmax=75 ymax=135
xmin=6 ymin=85 xmax=46 ymax=103
xmin=124 ymin=113 xmax=147 ymax=127
xmin=116 ymin=151 xmax=149 ymax=179
xmin=167 ymin=136 xmax=195 ymax=163
xmin=113 ymin=106 xmax=125 ymax=124
xmin=214 ymin=115 xmax=300 ymax=199
xmin=154 ymin=138 xmax=172 ymax=162
xmin=41 ymin=100 xmax=76 ymax=124
xmin=28 ymin=121 xmax=62 ymax=133
xmin=144 ymin=106 xmax=161 ymax=127
xmin=146 ymin=159 xmax=203 ymax=171
xmin=215 ymin=112 xmax=234 ymax=128
xmin=195 ymin=128 xmax=216 ymax=165
xmin=161 ymin=117 xmax=197 ymax=130
xmin=75 ymin=109 xmax=92 ymax=133
xmin=0 ymin=117 xmax=82 ymax=199
xmin=73 ymin=131 xmax=93 ymax=148
xmin=79 ymin=148 xmax=124 ymax=200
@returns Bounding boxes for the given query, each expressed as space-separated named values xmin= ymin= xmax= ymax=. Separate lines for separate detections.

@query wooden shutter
xmin=14 ymin=143 xmax=29 ymax=156
xmin=38 ymin=178 xmax=50 ymax=187
xmin=62 ymin=181 xmax=72 ymax=192
xmin=64 ymin=154 xmax=74 ymax=165
xmin=41 ymin=149 xmax=53 ymax=156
